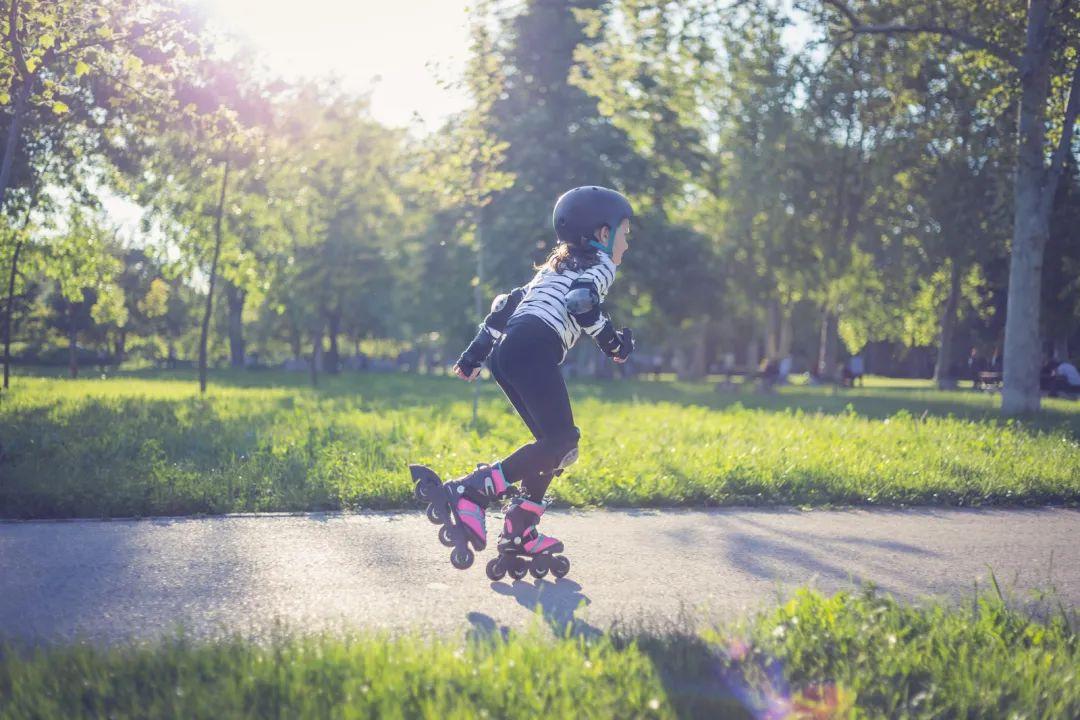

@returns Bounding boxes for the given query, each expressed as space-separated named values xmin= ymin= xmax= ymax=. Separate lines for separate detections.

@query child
xmin=412 ymin=186 xmax=634 ymax=579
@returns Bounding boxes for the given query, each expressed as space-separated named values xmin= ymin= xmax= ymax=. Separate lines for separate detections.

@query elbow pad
xmin=483 ymin=287 xmax=525 ymax=338
xmin=566 ymin=279 xmax=602 ymax=328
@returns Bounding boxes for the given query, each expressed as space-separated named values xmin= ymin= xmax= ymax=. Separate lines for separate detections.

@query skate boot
xmin=485 ymin=496 xmax=570 ymax=581
xmin=410 ymin=462 xmax=514 ymax=570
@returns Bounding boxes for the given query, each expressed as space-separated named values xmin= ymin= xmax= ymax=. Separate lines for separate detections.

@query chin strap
xmin=588 ymin=217 xmax=622 ymax=255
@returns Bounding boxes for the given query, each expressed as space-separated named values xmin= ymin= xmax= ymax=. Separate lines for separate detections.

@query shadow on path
xmin=489 ymin=577 xmax=602 ymax=641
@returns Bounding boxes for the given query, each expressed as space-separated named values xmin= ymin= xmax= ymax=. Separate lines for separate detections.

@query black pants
xmin=489 ymin=315 xmax=578 ymax=501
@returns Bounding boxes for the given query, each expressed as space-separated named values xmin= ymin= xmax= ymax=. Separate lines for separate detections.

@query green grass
xmin=1 ymin=587 xmax=1076 ymax=719
xmin=1 ymin=370 xmax=1079 ymax=518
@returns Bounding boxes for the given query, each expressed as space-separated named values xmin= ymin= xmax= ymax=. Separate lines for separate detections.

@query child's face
xmin=607 ymin=219 xmax=631 ymax=266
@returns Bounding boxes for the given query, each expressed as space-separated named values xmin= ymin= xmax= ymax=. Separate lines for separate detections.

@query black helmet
xmin=552 ymin=186 xmax=633 ymax=255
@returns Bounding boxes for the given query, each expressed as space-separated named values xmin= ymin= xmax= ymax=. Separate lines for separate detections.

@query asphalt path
xmin=1 ymin=508 xmax=1076 ymax=644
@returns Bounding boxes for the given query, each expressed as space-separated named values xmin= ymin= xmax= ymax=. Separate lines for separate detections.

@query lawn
xmin=0 ymin=587 xmax=1075 ymax=719
xmin=1 ymin=370 xmax=1078 ymax=518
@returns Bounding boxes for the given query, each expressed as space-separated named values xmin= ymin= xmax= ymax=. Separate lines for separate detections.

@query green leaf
xmin=0 ymin=92 xmax=9 ymax=105
xmin=51 ymin=100 xmax=69 ymax=115
xmin=39 ymin=33 xmax=55 ymax=49
xmin=25 ymin=57 xmax=39 ymax=74
xmin=75 ymin=61 xmax=90 ymax=78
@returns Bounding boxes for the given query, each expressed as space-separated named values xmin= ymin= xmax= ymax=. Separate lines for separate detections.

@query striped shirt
xmin=510 ymin=253 xmax=618 ymax=360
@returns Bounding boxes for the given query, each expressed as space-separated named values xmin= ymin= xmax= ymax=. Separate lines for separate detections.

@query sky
xmin=103 ymin=0 xmax=475 ymax=236
xmin=188 ymin=0 xmax=474 ymax=128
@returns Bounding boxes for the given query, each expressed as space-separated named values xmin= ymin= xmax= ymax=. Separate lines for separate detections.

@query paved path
xmin=1 ymin=508 xmax=1076 ymax=644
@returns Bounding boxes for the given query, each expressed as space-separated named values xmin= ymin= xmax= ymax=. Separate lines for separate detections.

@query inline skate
xmin=410 ymin=462 xmax=513 ymax=570
xmin=485 ymin=496 xmax=570 ymax=581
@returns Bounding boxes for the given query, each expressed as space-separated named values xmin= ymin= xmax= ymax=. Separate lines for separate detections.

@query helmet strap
xmin=588 ymin=220 xmax=620 ymax=255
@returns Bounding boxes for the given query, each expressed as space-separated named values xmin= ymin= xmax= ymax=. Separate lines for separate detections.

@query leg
xmin=496 ymin=357 xmax=578 ymax=489
xmin=489 ymin=341 xmax=544 ymax=441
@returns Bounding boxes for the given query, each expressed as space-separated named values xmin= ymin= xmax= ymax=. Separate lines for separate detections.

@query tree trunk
xmin=68 ymin=303 xmax=78 ymax=379
xmin=324 ymin=310 xmax=340 ymax=374
xmin=684 ymin=318 xmax=708 ymax=380
xmin=2 ymin=239 xmax=23 ymax=389
xmin=0 ymin=79 xmax=31 ymax=209
xmin=309 ymin=328 xmax=322 ymax=387
xmin=114 ymin=329 xmax=126 ymax=362
xmin=765 ymin=299 xmax=780 ymax=359
xmin=778 ymin=303 xmax=793 ymax=359
xmin=289 ymin=315 xmax=302 ymax=360
xmin=1053 ymin=333 xmax=1069 ymax=363
xmin=198 ymin=158 xmax=230 ymax=394
xmin=225 ymin=281 xmax=245 ymax=368
xmin=817 ymin=308 xmax=839 ymax=381
xmin=1002 ymin=197 xmax=1049 ymax=413
xmin=933 ymin=260 xmax=963 ymax=386
xmin=1002 ymin=0 xmax=1054 ymax=415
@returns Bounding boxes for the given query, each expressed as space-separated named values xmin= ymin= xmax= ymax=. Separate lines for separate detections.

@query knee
xmin=541 ymin=426 xmax=580 ymax=470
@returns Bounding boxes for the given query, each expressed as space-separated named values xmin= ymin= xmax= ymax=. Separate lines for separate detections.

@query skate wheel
xmin=508 ymin=565 xmax=528 ymax=581
xmin=450 ymin=547 xmax=474 ymax=570
xmin=485 ymin=557 xmax=506 ymax=581
xmin=414 ymin=477 xmax=437 ymax=502
xmin=529 ymin=564 xmax=548 ymax=579
xmin=426 ymin=503 xmax=447 ymax=525
xmin=438 ymin=525 xmax=454 ymax=547
xmin=551 ymin=555 xmax=570 ymax=578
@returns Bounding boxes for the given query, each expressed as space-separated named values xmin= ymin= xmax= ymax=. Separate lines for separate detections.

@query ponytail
xmin=538 ymin=240 xmax=600 ymax=273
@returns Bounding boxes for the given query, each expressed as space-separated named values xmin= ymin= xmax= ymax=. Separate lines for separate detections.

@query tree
xmin=0 ymin=0 xmax=200 ymax=207
xmin=814 ymin=0 xmax=1080 ymax=411
xmin=136 ymin=47 xmax=272 ymax=391
xmin=42 ymin=210 xmax=123 ymax=377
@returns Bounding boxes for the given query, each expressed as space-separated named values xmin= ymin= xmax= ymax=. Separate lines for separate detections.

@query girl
xmin=411 ymin=186 xmax=634 ymax=581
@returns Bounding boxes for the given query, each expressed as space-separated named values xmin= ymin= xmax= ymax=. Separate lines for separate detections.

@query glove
xmin=456 ymin=326 xmax=494 ymax=377
xmin=613 ymin=327 xmax=634 ymax=362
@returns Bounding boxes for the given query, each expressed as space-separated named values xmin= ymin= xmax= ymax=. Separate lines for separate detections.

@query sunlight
xmin=190 ymin=0 xmax=472 ymax=127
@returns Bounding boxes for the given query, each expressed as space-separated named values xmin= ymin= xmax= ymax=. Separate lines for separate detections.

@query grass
xmin=0 ymin=587 xmax=1076 ymax=719
xmin=1 ymin=370 xmax=1079 ymax=519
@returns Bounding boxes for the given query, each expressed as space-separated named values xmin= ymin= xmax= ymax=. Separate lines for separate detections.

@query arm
xmin=454 ymin=287 xmax=526 ymax=379
xmin=565 ymin=279 xmax=633 ymax=362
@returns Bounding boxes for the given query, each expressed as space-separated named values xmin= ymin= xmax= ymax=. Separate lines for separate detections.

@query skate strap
xmin=458 ymin=498 xmax=486 ymax=533
xmin=518 ymin=498 xmax=545 ymax=516
xmin=490 ymin=464 xmax=508 ymax=494
xmin=523 ymin=532 xmax=558 ymax=554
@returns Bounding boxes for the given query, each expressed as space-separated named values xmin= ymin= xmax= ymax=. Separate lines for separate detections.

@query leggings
xmin=489 ymin=315 xmax=579 ymax=501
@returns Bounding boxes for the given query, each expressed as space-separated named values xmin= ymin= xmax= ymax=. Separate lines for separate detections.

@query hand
xmin=454 ymin=363 xmax=482 ymax=381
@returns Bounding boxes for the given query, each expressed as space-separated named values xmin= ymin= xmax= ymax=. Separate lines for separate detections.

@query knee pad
xmin=556 ymin=446 xmax=578 ymax=470
xmin=549 ymin=426 xmax=580 ymax=470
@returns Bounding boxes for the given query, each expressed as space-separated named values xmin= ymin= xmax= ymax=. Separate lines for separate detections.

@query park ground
xmin=1 ymin=370 xmax=1078 ymax=718
xmin=1 ymin=370 xmax=1079 ymax=519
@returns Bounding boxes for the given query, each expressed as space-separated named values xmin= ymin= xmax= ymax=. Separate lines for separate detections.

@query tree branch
xmin=1045 ymin=58 xmax=1080 ymax=206
xmin=822 ymin=0 xmax=1020 ymax=68
xmin=7 ymin=0 xmax=29 ymax=77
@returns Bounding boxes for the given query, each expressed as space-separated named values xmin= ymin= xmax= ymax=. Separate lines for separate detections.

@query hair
xmin=538 ymin=238 xmax=601 ymax=273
